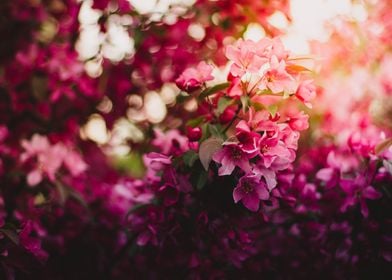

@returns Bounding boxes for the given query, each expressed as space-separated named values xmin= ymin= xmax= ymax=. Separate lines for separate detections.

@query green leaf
xmin=216 ymin=97 xmax=233 ymax=114
xmin=186 ymin=116 xmax=204 ymax=128
xmin=176 ymin=92 xmax=190 ymax=103
xmin=183 ymin=150 xmax=199 ymax=167
xmin=199 ymin=82 xmax=230 ymax=99
xmin=196 ymin=170 xmax=208 ymax=190
xmin=199 ymin=137 xmax=224 ymax=170
xmin=208 ymin=124 xmax=223 ymax=138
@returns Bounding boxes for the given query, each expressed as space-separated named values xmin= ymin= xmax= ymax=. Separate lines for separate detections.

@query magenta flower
xmin=316 ymin=151 xmax=358 ymax=189
xmin=212 ymin=142 xmax=253 ymax=176
xmin=340 ymin=176 xmax=382 ymax=217
xmin=175 ymin=61 xmax=214 ymax=92
xmin=233 ymin=174 xmax=269 ymax=211
xmin=235 ymin=120 xmax=260 ymax=154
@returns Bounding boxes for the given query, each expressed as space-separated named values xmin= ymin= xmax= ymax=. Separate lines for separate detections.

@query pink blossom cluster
xmin=0 ymin=0 xmax=391 ymax=279
xmin=20 ymin=134 xmax=87 ymax=186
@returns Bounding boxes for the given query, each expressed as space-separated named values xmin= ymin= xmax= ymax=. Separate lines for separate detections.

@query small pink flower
xmin=295 ymin=80 xmax=316 ymax=108
xmin=260 ymin=56 xmax=296 ymax=94
xmin=21 ymin=134 xmax=50 ymax=162
xmin=258 ymin=134 xmax=292 ymax=169
xmin=175 ymin=61 xmax=214 ymax=92
xmin=21 ymin=135 xmax=87 ymax=186
xmin=287 ymin=111 xmax=309 ymax=131
xmin=233 ymin=174 xmax=269 ymax=211
xmin=225 ymin=39 xmax=268 ymax=77
xmin=63 ymin=149 xmax=88 ymax=176
xmin=152 ymin=129 xmax=189 ymax=156
xmin=212 ymin=142 xmax=253 ymax=176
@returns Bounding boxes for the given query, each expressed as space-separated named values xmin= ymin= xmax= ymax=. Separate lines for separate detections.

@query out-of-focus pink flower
xmin=212 ymin=142 xmax=253 ymax=176
xmin=233 ymin=174 xmax=269 ymax=211
xmin=20 ymin=134 xmax=50 ymax=162
xmin=19 ymin=220 xmax=48 ymax=261
xmin=287 ymin=111 xmax=309 ymax=131
xmin=21 ymin=134 xmax=87 ymax=186
xmin=175 ymin=61 xmax=214 ymax=92
xmin=152 ymin=129 xmax=189 ymax=156
xmin=63 ymin=149 xmax=88 ymax=176
xmin=340 ymin=176 xmax=382 ymax=217
xmin=295 ymin=80 xmax=316 ymax=108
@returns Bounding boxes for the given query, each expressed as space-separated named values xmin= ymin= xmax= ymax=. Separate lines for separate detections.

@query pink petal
xmin=241 ymin=195 xmax=260 ymax=212
xmin=255 ymin=184 xmax=269 ymax=200
xmin=236 ymin=159 xmax=251 ymax=173
xmin=360 ymin=199 xmax=369 ymax=218
xmin=233 ymin=186 xmax=245 ymax=203
xmin=362 ymin=186 xmax=382 ymax=200
xmin=27 ymin=169 xmax=42 ymax=186
xmin=316 ymin=168 xmax=334 ymax=182
xmin=218 ymin=158 xmax=235 ymax=176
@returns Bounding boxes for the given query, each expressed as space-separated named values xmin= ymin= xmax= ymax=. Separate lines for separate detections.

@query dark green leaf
xmin=186 ymin=116 xmax=204 ymax=128
xmin=199 ymin=82 xmax=230 ymax=99
xmin=183 ymin=150 xmax=199 ymax=167
xmin=196 ymin=170 xmax=208 ymax=190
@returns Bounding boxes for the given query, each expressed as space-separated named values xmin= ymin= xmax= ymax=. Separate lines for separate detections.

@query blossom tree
xmin=0 ymin=0 xmax=391 ymax=279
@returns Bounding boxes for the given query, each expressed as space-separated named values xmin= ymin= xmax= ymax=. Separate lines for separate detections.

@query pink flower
xmin=287 ymin=111 xmax=309 ymax=131
xmin=233 ymin=174 xmax=269 ymax=211
xmin=259 ymin=56 xmax=296 ymax=94
xmin=258 ymin=132 xmax=292 ymax=169
xmin=63 ymin=149 xmax=88 ymax=176
xmin=235 ymin=120 xmax=260 ymax=154
xmin=25 ymin=143 xmax=65 ymax=186
xmin=225 ymin=39 xmax=268 ymax=77
xmin=20 ymin=134 xmax=50 ymax=162
xmin=295 ymin=80 xmax=316 ymax=108
xmin=21 ymin=134 xmax=87 ymax=186
xmin=212 ymin=142 xmax=253 ymax=176
xmin=253 ymin=166 xmax=277 ymax=191
xmin=152 ymin=129 xmax=189 ymax=156
xmin=175 ymin=61 xmax=214 ymax=92
xmin=227 ymin=76 xmax=243 ymax=97
xmin=340 ymin=176 xmax=382 ymax=217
